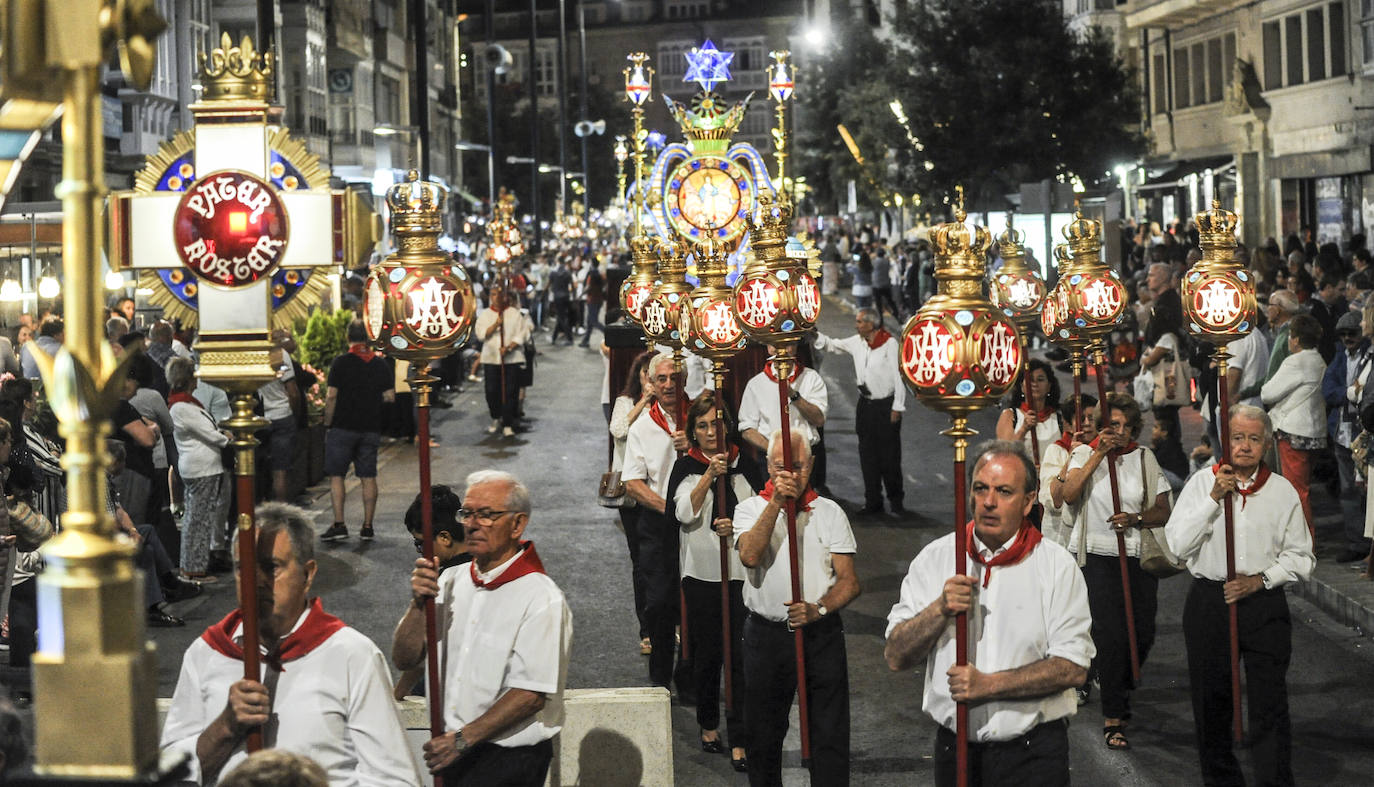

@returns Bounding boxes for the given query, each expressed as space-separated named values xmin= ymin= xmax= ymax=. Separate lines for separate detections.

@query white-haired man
xmin=161 ymin=503 xmax=420 ymax=785
xmin=1165 ymin=405 xmax=1313 ymax=786
xmin=395 ymin=470 xmax=572 ymax=786
xmin=734 ymin=430 xmax=861 ymax=785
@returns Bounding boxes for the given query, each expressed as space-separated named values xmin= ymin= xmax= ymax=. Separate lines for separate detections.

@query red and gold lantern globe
xmin=1182 ymin=200 xmax=1256 ymax=343
xmin=732 ymin=190 xmax=821 ymax=355
xmin=639 ymin=239 xmax=693 ymax=348
xmin=989 ymin=217 xmax=1047 ymax=334
xmin=619 ymin=234 xmax=660 ymax=328
xmin=686 ymin=237 xmax=748 ymax=361
xmin=364 ymin=170 xmax=477 ymax=357
xmin=1056 ymin=210 xmax=1127 ymax=342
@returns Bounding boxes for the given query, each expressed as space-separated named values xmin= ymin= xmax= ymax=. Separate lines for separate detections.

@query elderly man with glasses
xmin=394 ymin=470 xmax=572 ymax=787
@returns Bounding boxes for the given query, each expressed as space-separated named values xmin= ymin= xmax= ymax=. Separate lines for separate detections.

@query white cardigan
xmin=1260 ymin=348 xmax=1327 ymax=439
xmin=170 ymin=400 xmax=229 ymax=479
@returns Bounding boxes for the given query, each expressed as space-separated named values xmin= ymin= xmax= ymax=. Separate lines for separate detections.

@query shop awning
xmin=1137 ymin=155 xmax=1234 ymax=192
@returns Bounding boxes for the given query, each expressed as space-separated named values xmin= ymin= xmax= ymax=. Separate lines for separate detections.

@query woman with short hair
xmin=167 ymin=357 xmax=229 ymax=579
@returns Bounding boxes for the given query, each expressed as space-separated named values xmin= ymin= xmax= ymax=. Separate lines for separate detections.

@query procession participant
xmin=1059 ymin=393 xmax=1171 ymax=748
xmin=622 ymin=352 xmax=691 ymax=690
xmin=885 ymin=440 xmax=1094 ymax=787
xmin=608 ymin=350 xmax=657 ymax=656
xmin=394 ymin=484 xmax=471 ymax=700
xmin=737 ymin=348 xmax=828 ymax=489
xmin=995 ymin=359 xmax=1062 ymax=466
xmin=669 ymin=392 xmax=761 ymax=772
xmin=1165 ymin=405 xmax=1313 ymax=787
xmin=1038 ymin=394 xmax=1097 ymax=548
xmin=161 ymin=503 xmax=420 ymax=785
xmin=814 ymin=308 xmax=907 ymax=515
xmin=394 ymin=470 xmax=572 ymax=786
xmin=321 ymin=320 xmax=394 ymax=543
xmin=474 ymin=287 xmax=530 ymax=438
xmin=734 ymin=430 xmax=860 ymax=786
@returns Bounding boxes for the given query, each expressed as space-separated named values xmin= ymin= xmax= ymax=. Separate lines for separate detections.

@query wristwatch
xmin=816 ymin=603 xmax=828 ymax=618
xmin=453 ymin=729 xmax=472 ymax=758
xmin=789 ymin=390 xmax=801 ymax=402
xmin=1260 ymin=573 xmax=1273 ymax=590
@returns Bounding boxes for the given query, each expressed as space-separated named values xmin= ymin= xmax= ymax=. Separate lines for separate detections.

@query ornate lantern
xmin=1056 ymin=211 xmax=1127 ymax=344
xmin=989 ymin=218 xmax=1047 ymax=332
xmin=686 ymin=237 xmax=749 ymax=360
xmin=619 ymin=234 xmax=659 ymax=327
xmin=640 ymin=239 xmax=693 ymax=349
xmin=731 ymin=190 xmax=821 ymax=355
xmin=363 ymin=170 xmax=477 ymax=358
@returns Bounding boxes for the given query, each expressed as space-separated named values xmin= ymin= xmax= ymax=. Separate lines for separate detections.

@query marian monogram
xmin=735 ymin=278 xmax=780 ymax=328
xmin=1193 ymin=279 xmax=1243 ymax=328
xmin=405 ymin=277 xmax=464 ymax=340
xmin=979 ymin=320 xmax=1021 ymax=387
xmin=903 ymin=320 xmax=954 ymax=388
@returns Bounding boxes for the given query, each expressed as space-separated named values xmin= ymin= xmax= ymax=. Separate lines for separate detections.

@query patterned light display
xmin=1181 ymin=200 xmax=1257 ymax=343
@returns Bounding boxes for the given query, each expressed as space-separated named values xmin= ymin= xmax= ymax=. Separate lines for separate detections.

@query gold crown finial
xmin=385 ymin=170 xmax=447 ymax=239
xmin=997 ymin=213 xmax=1026 ymax=258
xmin=1195 ymin=199 xmax=1240 ymax=256
xmin=1062 ymin=209 xmax=1102 ymax=260
xmin=197 ymin=32 xmax=274 ymax=103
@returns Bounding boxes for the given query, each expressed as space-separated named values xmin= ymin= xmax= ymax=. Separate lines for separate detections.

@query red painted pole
xmin=234 ymin=473 xmax=263 ymax=753
xmin=712 ymin=368 xmax=733 ymax=713
xmin=1215 ymin=351 xmax=1244 ymax=744
xmin=1024 ymin=353 xmax=1040 ymax=465
xmin=674 ymin=352 xmax=690 ymax=661
xmin=951 ymin=424 xmax=970 ymax=787
xmin=774 ymin=353 xmax=811 ymax=763
xmin=1093 ymin=346 xmax=1140 ymax=683
xmin=414 ymin=373 xmax=446 ymax=786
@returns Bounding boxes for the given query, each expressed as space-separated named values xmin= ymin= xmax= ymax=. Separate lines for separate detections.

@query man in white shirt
xmin=474 ymin=288 xmax=532 ymax=438
xmin=161 ymin=503 xmax=420 ymax=786
xmin=396 ymin=470 xmax=571 ymax=786
xmin=1165 ymin=405 xmax=1313 ymax=787
xmin=815 ymin=309 xmax=907 ymax=515
xmin=736 ymin=352 xmax=828 ymax=488
xmin=885 ymin=440 xmax=1093 ymax=786
xmin=734 ymin=431 xmax=861 ymax=785
xmin=622 ymin=352 xmax=690 ymax=689
xmin=257 ymin=330 xmax=301 ymax=501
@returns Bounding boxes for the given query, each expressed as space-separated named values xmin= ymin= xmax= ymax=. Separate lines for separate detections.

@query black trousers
xmin=438 ymin=738 xmax=552 ymax=786
xmin=7 ymin=578 xmax=35 ymax=668
xmin=483 ymin=363 xmax=521 ymax=427
xmin=1081 ymin=553 xmax=1157 ymax=720
xmin=550 ymin=297 xmax=574 ymax=343
xmin=744 ymin=612 xmax=849 ymax=786
xmin=855 ymin=396 xmax=903 ymax=508
xmin=872 ymin=285 xmax=901 ymax=322
xmin=638 ymin=508 xmax=680 ymax=688
xmin=934 ymin=719 xmax=1069 ymax=787
xmin=1183 ymin=579 xmax=1293 ymax=787
xmin=683 ymin=577 xmax=748 ymax=747
xmin=618 ymin=506 xmax=648 ymax=639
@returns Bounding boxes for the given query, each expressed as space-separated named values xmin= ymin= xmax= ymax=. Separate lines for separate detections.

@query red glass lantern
xmin=687 ymin=237 xmax=748 ymax=361
xmin=732 ymin=190 xmax=820 ymax=351
xmin=1182 ymin=201 xmax=1256 ymax=344
xmin=619 ymin=234 xmax=659 ymax=326
xmin=988 ymin=219 xmax=1046 ymax=334
xmin=1056 ymin=211 xmax=1126 ymax=342
xmin=640 ymin=239 xmax=693 ymax=348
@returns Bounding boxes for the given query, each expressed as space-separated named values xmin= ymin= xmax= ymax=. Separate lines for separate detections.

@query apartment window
xmin=1286 ymin=16 xmax=1304 ymax=85
xmin=1362 ymin=0 xmax=1374 ymax=69
xmin=1152 ymin=53 xmax=1167 ymax=114
xmin=1207 ymin=38 xmax=1224 ymax=103
xmin=1174 ymin=46 xmax=1191 ymax=109
xmin=1308 ymin=8 xmax=1327 ymax=80
xmin=1264 ymin=21 xmax=1283 ymax=88
xmin=1191 ymin=42 xmax=1206 ymax=104
xmin=379 ymin=75 xmax=401 ymax=125
xmin=1332 ymin=2 xmax=1348 ymax=75
xmin=1265 ymin=3 xmax=1347 ymax=89
xmin=723 ymin=37 xmax=765 ymax=73
xmin=535 ymin=46 xmax=556 ymax=97
xmin=658 ymin=41 xmax=693 ymax=80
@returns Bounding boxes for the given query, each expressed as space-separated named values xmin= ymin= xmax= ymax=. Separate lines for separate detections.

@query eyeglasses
xmin=457 ymin=508 xmax=516 ymax=526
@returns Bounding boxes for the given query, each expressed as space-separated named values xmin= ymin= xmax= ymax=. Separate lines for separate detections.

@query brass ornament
xmin=989 ymin=217 xmax=1047 ymax=333
xmin=196 ymin=31 xmax=274 ymax=104
xmin=1181 ymin=200 xmax=1256 ymax=344
xmin=639 ymin=239 xmax=693 ymax=349
xmin=619 ymin=234 xmax=659 ymax=327
xmin=686 ymin=237 xmax=748 ymax=360
xmin=1055 ymin=211 xmax=1127 ymax=341
xmin=732 ymin=189 xmax=820 ymax=352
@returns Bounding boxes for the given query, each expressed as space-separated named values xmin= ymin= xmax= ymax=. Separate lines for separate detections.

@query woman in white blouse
xmin=608 ymin=350 xmax=656 ymax=655
xmin=669 ymin=391 xmax=762 ymax=772
xmin=1260 ymin=314 xmax=1327 ymax=538
xmin=995 ymin=358 xmax=1062 ymax=467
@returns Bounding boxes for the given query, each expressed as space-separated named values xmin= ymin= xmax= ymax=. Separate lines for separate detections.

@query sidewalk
xmin=827 ymin=292 xmax=1374 ymax=639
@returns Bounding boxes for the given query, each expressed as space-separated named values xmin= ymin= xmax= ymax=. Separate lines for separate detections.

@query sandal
xmin=1104 ymin=725 xmax=1130 ymax=750
xmin=700 ymin=730 xmax=724 ymax=754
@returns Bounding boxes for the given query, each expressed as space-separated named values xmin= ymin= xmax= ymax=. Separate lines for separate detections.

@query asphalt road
xmin=150 ymin=296 xmax=1374 ymax=786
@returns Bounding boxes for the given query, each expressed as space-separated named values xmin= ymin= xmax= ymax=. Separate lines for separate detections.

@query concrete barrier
xmin=159 ymin=686 xmax=674 ymax=787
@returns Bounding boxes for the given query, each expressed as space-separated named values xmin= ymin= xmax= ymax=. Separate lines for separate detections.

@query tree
xmin=889 ymin=0 xmax=1145 ymax=209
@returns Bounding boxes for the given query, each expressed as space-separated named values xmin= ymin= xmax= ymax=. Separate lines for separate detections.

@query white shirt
xmin=1066 ymin=445 xmax=1170 ymax=559
xmin=1260 ymin=348 xmax=1327 ymax=439
xmin=1204 ymin=330 xmax=1269 ymax=417
xmin=475 ymin=307 xmax=531 ymax=365
xmin=732 ymin=495 xmax=856 ymax=621
xmin=171 ymin=400 xmax=230 ymax=480
xmin=160 ymin=611 xmax=422 ymax=786
xmin=621 ymin=405 xmax=678 ymax=499
xmin=737 ymin=365 xmax=829 ymax=446
xmin=257 ymin=350 xmax=296 ymax=421
xmin=885 ymin=532 xmax=1094 ymax=742
xmin=1037 ymin=440 xmax=1074 ymax=548
xmin=436 ymin=547 xmax=572 ymax=747
xmin=1165 ymin=467 xmax=1314 ymax=586
xmin=673 ymin=467 xmax=752 ymax=582
xmin=1010 ymin=408 xmax=1062 ymax=466
xmin=814 ymin=331 xmax=907 ymax=411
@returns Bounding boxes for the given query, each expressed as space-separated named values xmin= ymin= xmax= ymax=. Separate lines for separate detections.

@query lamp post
xmin=361 ymin=172 xmax=476 ymax=787
xmin=897 ymin=191 xmax=1024 ymax=787
xmin=456 ymin=140 xmax=496 ymax=211
xmin=1179 ymin=200 xmax=1256 ymax=743
xmin=614 ymin=135 xmax=629 ymax=207
xmin=731 ymin=189 xmax=824 ymax=763
xmin=623 ymin=52 xmax=653 ymax=238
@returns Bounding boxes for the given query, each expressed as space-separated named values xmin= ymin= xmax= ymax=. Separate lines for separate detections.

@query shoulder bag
xmin=1151 ymin=342 xmax=1191 ymax=407
xmin=1137 ymin=450 xmax=1185 ymax=577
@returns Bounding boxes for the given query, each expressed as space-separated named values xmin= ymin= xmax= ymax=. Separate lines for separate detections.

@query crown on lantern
xmin=747 ymin=188 xmax=792 ymax=256
xmin=1062 ymin=210 xmax=1102 ymax=258
xmin=694 ymin=237 xmax=730 ymax=284
xmin=996 ymin=220 xmax=1027 ymax=261
xmin=198 ymin=32 xmax=275 ymax=103
xmin=1196 ymin=199 xmax=1240 ymax=256
xmin=930 ymin=196 xmax=993 ymax=275
xmin=1053 ymin=243 xmax=1072 ymax=267
xmin=655 ymin=238 xmax=688 ymax=278
xmin=385 ymin=170 xmax=446 ymax=237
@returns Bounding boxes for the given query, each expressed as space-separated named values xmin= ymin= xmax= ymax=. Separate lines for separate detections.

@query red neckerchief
xmin=348 ymin=343 xmax=376 ymax=363
xmin=1054 ymin=431 xmax=1076 ymax=451
xmin=688 ymin=445 xmax=740 ymax=465
xmin=1018 ymin=402 xmax=1056 ymax=422
xmin=966 ymin=519 xmax=1043 ymax=588
xmin=865 ymin=328 xmax=893 ymax=350
xmin=470 ymin=541 xmax=546 ymax=590
xmin=763 ymin=360 xmax=802 ymax=384
xmin=200 ymin=597 xmax=346 ymax=673
xmin=1089 ymin=435 xmax=1139 ymax=459
xmin=647 ymin=401 xmax=675 ymax=436
xmin=168 ymin=391 xmax=204 ymax=409
xmin=1211 ymin=461 xmax=1272 ymax=508
xmin=759 ymin=480 xmax=819 ymax=512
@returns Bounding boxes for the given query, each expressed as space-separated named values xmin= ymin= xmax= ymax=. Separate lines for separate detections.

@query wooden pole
xmin=1024 ymin=354 xmax=1040 ymax=465
xmin=227 ymin=392 xmax=267 ymax=753
xmin=673 ymin=349 xmax=690 ymax=661
xmin=1092 ymin=344 xmax=1141 ymax=682
xmin=949 ymin=417 xmax=971 ymax=787
xmin=773 ymin=350 xmax=811 ymax=763
xmin=1215 ymin=350 xmax=1244 ymax=743
xmin=413 ymin=371 xmax=446 ymax=786
xmin=712 ymin=366 xmax=733 ymax=713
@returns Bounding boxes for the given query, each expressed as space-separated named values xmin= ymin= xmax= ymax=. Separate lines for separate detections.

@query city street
xmin=150 ymin=295 xmax=1374 ymax=785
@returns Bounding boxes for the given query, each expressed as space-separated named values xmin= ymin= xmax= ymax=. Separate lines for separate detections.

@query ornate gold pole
xmin=623 ymin=53 xmax=653 ymax=237
xmin=768 ymin=50 xmax=792 ymax=199
xmin=614 ymin=135 xmax=629 ymax=208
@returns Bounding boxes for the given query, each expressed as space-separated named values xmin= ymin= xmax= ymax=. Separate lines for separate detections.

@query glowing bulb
xmin=37 ymin=276 xmax=60 ymax=299
xmin=0 ymin=280 xmax=20 ymax=302
xmin=105 ymin=270 xmax=126 ymax=290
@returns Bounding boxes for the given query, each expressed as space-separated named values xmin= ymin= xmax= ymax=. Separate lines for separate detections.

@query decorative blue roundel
xmin=1070 ymin=274 xmax=1082 ymax=285
xmin=956 ymin=379 xmax=976 ymax=396
xmin=1238 ymin=321 xmax=1250 ymax=332
xmin=954 ymin=310 xmax=973 ymax=326
xmin=390 ymin=267 xmax=406 ymax=282
xmin=1188 ymin=271 xmax=1201 ymax=282
xmin=777 ymin=269 xmax=790 ymax=281
xmin=718 ymin=161 xmax=730 ymax=170
xmin=691 ymin=160 xmax=702 ymax=170
xmin=781 ymin=319 xmax=795 ymax=331
xmin=1237 ymin=271 xmax=1249 ymax=281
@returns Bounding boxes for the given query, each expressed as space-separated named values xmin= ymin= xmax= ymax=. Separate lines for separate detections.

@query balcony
xmin=1123 ymin=0 xmax=1245 ymax=29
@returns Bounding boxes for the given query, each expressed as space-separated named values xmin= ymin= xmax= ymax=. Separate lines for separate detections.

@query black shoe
xmin=700 ymin=735 xmax=724 ymax=754
xmin=321 ymin=523 xmax=348 ymax=542
xmin=359 ymin=524 xmax=375 ymax=541
xmin=890 ymin=504 xmax=910 ymax=517
xmin=162 ymin=578 xmax=204 ymax=603
xmin=206 ymin=550 xmax=234 ymax=574
xmin=147 ymin=606 xmax=185 ymax=628
xmin=1336 ymin=548 xmax=1370 ymax=563
xmin=731 ymin=753 xmax=748 ymax=773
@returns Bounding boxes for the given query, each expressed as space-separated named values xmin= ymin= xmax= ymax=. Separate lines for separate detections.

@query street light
xmin=455 ymin=140 xmax=496 ymax=211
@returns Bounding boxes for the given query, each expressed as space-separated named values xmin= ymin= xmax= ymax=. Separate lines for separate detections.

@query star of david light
xmin=684 ymin=39 xmax=734 ymax=92
xmin=1193 ymin=278 xmax=1243 ymax=328
xmin=406 ymin=277 xmax=461 ymax=339
xmin=903 ymin=320 xmax=955 ymax=388
xmin=736 ymin=278 xmax=781 ymax=328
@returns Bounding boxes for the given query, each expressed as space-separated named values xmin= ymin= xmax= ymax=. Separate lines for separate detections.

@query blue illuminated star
xmin=683 ymin=39 xmax=734 ymax=92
